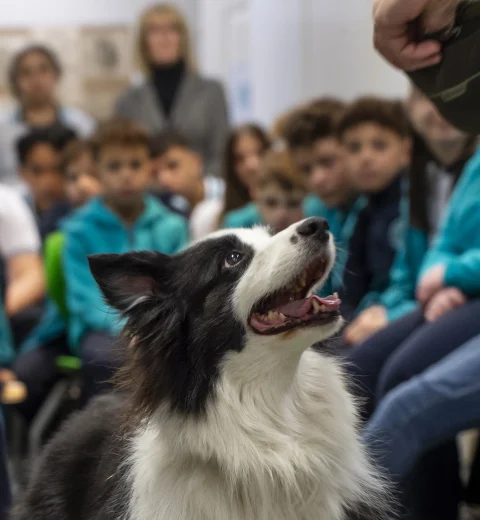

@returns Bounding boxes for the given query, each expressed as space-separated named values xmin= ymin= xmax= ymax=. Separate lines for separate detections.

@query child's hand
xmin=0 ymin=369 xmax=16 ymax=383
xmin=416 ymin=264 xmax=446 ymax=305
xmin=344 ymin=306 xmax=388 ymax=345
xmin=424 ymin=287 xmax=466 ymax=322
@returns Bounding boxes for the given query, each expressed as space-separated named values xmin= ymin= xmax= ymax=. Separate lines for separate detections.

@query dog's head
xmin=89 ymin=217 xmax=341 ymax=417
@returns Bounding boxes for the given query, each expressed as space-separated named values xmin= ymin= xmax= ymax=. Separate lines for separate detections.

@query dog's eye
xmin=224 ymin=251 xmax=244 ymax=268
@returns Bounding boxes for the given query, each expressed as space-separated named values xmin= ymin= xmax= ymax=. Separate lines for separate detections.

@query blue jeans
xmin=364 ymin=334 xmax=480 ymax=519
xmin=345 ymin=299 xmax=480 ymax=420
xmin=364 ymin=333 xmax=480 ymax=479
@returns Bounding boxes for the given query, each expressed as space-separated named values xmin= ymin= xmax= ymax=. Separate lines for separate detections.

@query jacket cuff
xmin=445 ymin=260 xmax=466 ymax=292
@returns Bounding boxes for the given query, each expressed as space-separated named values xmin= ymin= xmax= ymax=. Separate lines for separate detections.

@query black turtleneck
xmin=151 ymin=60 xmax=185 ymax=120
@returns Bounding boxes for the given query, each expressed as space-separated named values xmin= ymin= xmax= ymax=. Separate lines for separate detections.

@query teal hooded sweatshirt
xmin=419 ymin=147 xmax=480 ymax=294
xmin=63 ymin=196 xmax=188 ymax=352
xmin=379 ymin=221 xmax=429 ymax=321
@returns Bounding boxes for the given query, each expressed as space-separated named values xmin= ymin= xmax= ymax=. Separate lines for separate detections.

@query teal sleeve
xmin=172 ymin=218 xmax=189 ymax=252
xmin=356 ymin=291 xmax=382 ymax=314
xmin=380 ymin=246 xmax=417 ymax=321
xmin=422 ymin=201 xmax=480 ymax=294
xmin=20 ymin=300 xmax=67 ymax=353
xmin=64 ymin=231 xmax=121 ymax=340
xmin=222 ymin=213 xmax=235 ymax=229
xmin=445 ymin=249 xmax=480 ymax=295
xmin=420 ymin=156 xmax=479 ymax=278
xmin=419 ymin=232 xmax=457 ymax=278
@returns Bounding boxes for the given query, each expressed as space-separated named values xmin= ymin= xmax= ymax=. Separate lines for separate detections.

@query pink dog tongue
xmin=277 ymin=295 xmax=340 ymax=318
xmin=277 ymin=298 xmax=312 ymax=318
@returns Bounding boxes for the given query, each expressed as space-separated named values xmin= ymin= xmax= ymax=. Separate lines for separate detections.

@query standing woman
xmin=0 ymin=45 xmax=95 ymax=189
xmin=116 ymin=3 xmax=229 ymax=177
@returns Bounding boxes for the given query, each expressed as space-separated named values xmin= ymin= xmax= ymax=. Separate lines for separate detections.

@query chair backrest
xmin=44 ymin=231 xmax=68 ymax=321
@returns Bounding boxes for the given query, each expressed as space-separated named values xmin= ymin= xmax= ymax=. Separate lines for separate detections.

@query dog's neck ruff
xmin=127 ymin=345 xmax=384 ymax=520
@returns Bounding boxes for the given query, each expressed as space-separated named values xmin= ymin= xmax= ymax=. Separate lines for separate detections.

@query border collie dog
xmin=13 ymin=218 xmax=388 ymax=520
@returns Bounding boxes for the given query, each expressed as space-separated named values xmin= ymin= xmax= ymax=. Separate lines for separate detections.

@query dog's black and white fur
xmin=13 ymin=219 xmax=389 ymax=520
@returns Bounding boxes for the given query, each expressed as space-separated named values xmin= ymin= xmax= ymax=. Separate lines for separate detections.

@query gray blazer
xmin=115 ymin=72 xmax=229 ymax=177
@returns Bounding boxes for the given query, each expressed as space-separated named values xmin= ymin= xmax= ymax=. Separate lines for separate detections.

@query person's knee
xmin=14 ymin=349 xmax=53 ymax=385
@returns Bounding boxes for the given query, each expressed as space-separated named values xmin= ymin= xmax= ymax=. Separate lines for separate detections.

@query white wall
xmin=302 ymin=0 xmax=408 ymax=101
xmin=198 ymin=0 xmax=409 ymax=127
xmin=0 ymin=0 xmax=196 ymax=27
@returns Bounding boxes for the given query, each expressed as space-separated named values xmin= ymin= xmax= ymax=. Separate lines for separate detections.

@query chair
xmin=28 ymin=355 xmax=83 ymax=460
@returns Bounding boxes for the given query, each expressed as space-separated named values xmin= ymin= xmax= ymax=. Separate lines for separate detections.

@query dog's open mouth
xmin=248 ymin=256 xmax=341 ymax=335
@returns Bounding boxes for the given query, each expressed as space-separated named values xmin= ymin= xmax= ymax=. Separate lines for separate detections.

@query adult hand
xmin=373 ymin=0 xmax=461 ymax=71
xmin=424 ymin=287 xmax=466 ymax=321
xmin=416 ymin=264 xmax=446 ymax=305
xmin=343 ymin=306 xmax=388 ymax=345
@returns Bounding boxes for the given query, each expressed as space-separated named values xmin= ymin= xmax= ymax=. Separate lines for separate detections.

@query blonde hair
xmin=136 ymin=3 xmax=196 ymax=74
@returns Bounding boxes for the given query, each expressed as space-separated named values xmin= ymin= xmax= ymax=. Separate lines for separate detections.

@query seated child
xmin=13 ymin=140 xmax=102 ymax=420
xmin=256 ymin=150 xmax=306 ymax=233
xmin=41 ymin=138 xmax=101 ymax=237
xmin=63 ymin=119 xmax=188 ymax=396
xmin=344 ymin=88 xmax=476 ymax=345
xmin=150 ymin=134 xmax=191 ymax=219
xmin=152 ymin=131 xmax=224 ymax=227
xmin=336 ymin=97 xmax=410 ymax=322
xmin=281 ymin=99 xmax=365 ymax=292
xmin=222 ymin=102 xmax=351 ymax=230
xmin=17 ymin=126 xmax=76 ymax=239
xmin=217 ymin=124 xmax=271 ymax=233
xmin=344 ymin=145 xmax=480 ymax=517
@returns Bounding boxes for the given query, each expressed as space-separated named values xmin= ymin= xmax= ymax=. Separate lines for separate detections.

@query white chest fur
xmin=127 ymin=350 xmax=382 ymax=520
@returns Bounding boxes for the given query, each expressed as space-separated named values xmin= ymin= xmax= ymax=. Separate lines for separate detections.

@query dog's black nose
xmin=296 ymin=217 xmax=329 ymax=241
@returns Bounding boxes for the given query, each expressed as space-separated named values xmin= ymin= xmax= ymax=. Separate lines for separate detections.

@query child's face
xmin=309 ymin=137 xmax=350 ymax=208
xmin=233 ymin=133 xmax=265 ymax=193
xmin=343 ymin=123 xmax=410 ymax=193
xmin=98 ymin=145 xmax=152 ymax=209
xmin=155 ymin=145 xmax=202 ymax=199
xmin=64 ymin=151 xmax=101 ymax=208
xmin=257 ymin=182 xmax=305 ymax=234
xmin=291 ymin=146 xmax=313 ymax=180
xmin=16 ymin=51 xmax=58 ymax=106
xmin=21 ymin=143 xmax=65 ymax=211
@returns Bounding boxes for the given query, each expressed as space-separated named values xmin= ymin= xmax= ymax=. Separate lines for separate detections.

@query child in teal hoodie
xmin=63 ymin=119 xmax=188 ymax=395
xmin=343 ymin=145 xmax=480 ymax=476
xmin=344 ymin=89 xmax=477 ymax=345
xmin=13 ymin=122 xmax=188 ymax=417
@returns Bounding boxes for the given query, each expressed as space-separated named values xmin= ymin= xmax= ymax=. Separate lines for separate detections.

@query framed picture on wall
xmin=81 ymin=25 xmax=132 ymax=89
xmin=0 ymin=29 xmax=31 ymax=97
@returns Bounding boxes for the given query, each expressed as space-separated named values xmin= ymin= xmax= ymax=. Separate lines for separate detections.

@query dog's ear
xmin=88 ymin=251 xmax=171 ymax=312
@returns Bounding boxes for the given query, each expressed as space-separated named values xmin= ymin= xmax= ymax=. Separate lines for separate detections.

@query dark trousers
xmin=345 ymin=299 xmax=480 ymax=520
xmin=13 ymin=336 xmax=68 ymax=422
xmin=14 ymin=332 xmax=123 ymax=421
